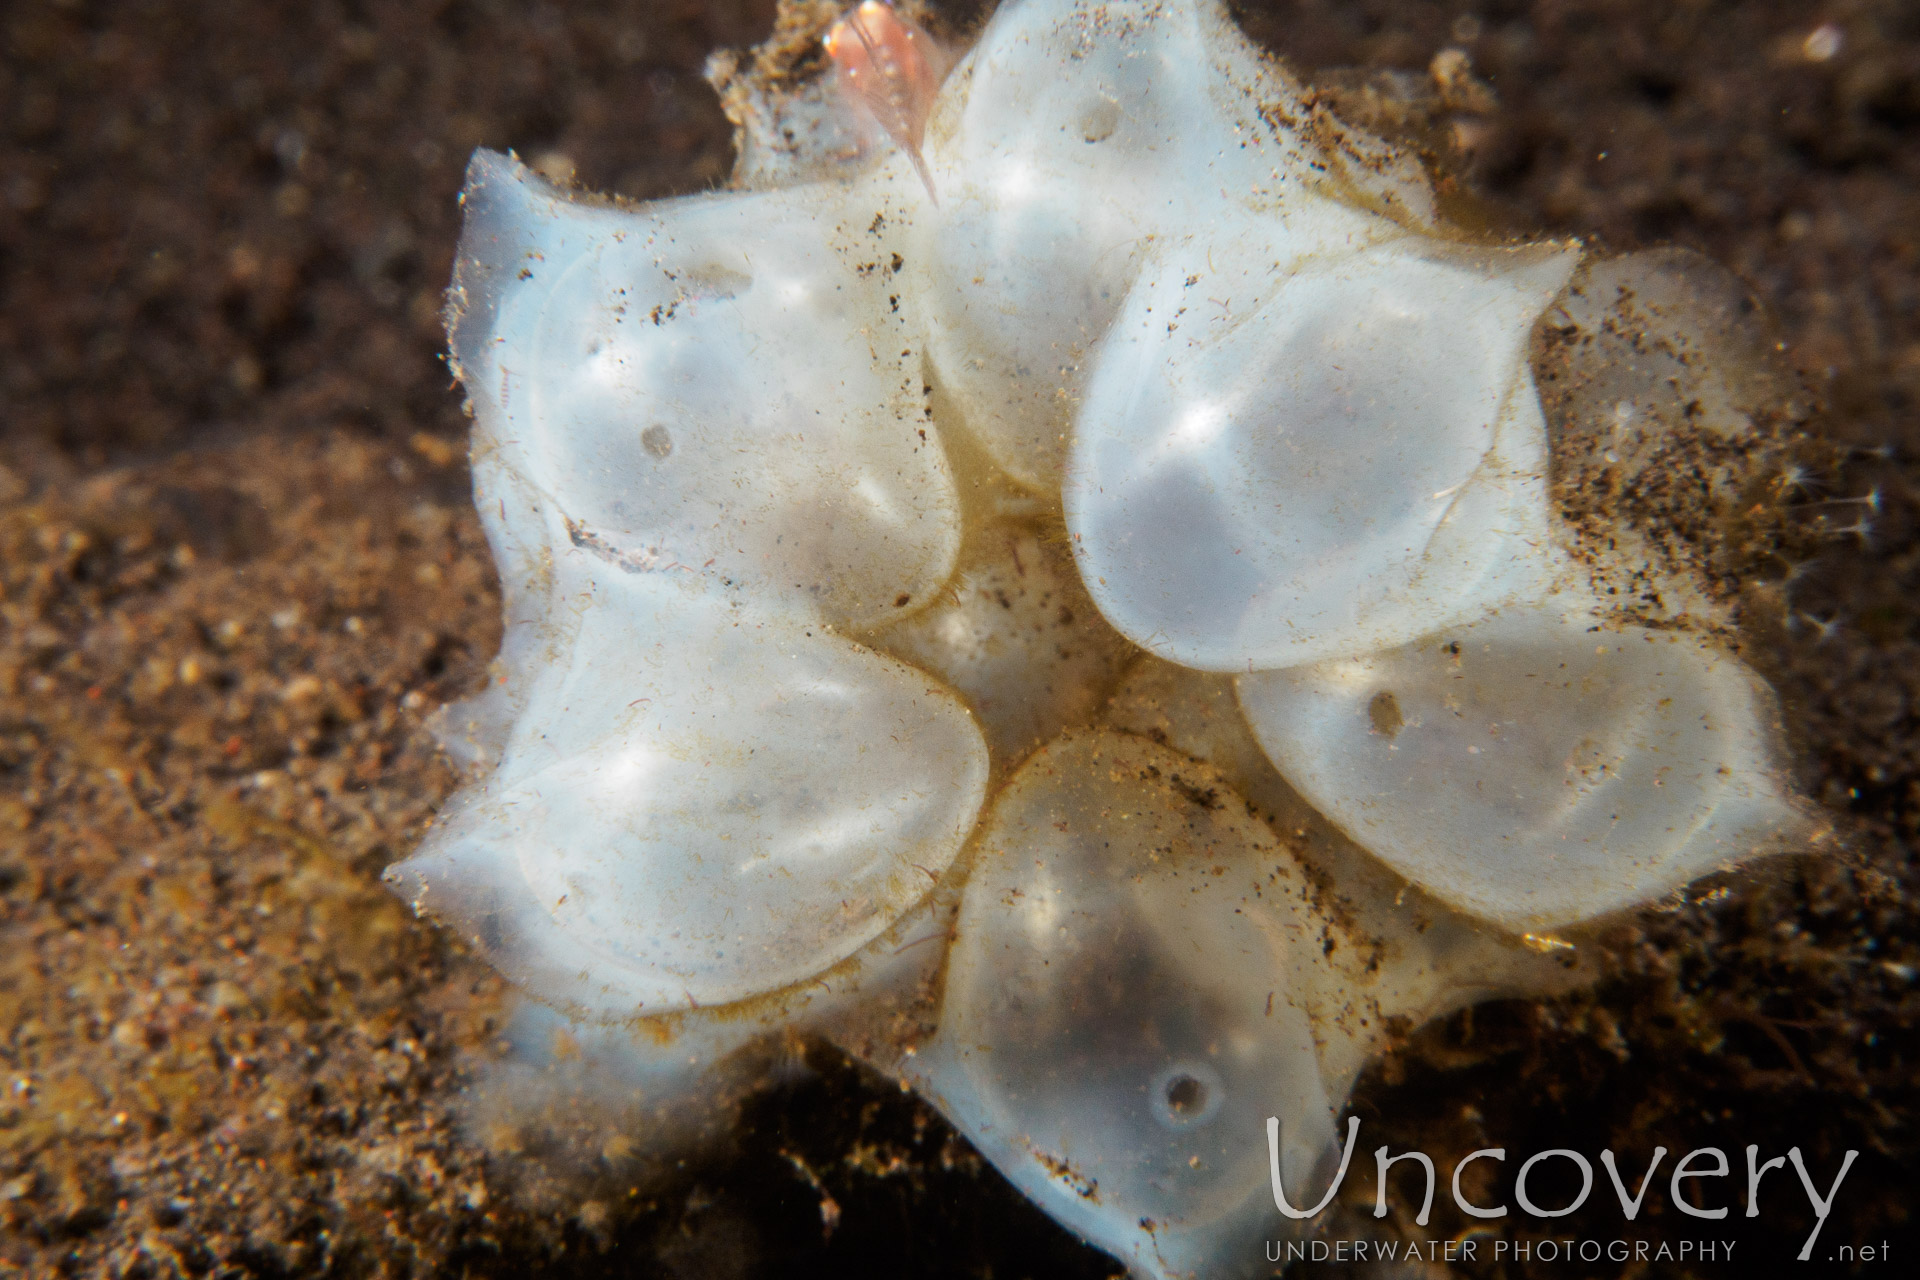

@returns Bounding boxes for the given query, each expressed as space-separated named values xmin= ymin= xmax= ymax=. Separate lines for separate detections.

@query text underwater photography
xmin=1258 ymin=1116 xmax=1888 ymax=1269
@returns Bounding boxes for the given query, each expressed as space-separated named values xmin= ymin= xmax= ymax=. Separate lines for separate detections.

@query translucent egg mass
xmin=385 ymin=1 xmax=1820 ymax=1274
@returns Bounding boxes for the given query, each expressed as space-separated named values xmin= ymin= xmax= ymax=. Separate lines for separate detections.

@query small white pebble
xmin=1803 ymin=24 xmax=1843 ymax=62
xmin=281 ymin=674 xmax=323 ymax=702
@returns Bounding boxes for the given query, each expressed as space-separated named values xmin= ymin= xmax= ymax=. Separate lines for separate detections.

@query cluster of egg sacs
xmin=388 ymin=2 xmax=1805 ymax=1275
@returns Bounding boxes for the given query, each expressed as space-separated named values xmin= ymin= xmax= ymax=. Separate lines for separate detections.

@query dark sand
xmin=1 ymin=1 xmax=1914 ymax=1275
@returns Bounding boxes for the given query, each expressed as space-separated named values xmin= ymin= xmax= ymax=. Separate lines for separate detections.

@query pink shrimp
xmin=823 ymin=1 xmax=947 ymax=202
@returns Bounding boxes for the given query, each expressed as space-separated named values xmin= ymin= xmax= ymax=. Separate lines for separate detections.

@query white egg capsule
xmin=1067 ymin=237 xmax=1576 ymax=672
xmin=1237 ymin=604 xmax=1809 ymax=931
xmin=390 ymin=567 xmax=989 ymax=1017
xmin=449 ymin=149 xmax=961 ymax=630
xmin=911 ymin=731 xmax=1339 ymax=1280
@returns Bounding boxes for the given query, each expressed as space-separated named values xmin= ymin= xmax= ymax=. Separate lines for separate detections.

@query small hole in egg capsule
xmin=1150 ymin=1062 xmax=1224 ymax=1130
xmin=1167 ymin=1075 xmax=1204 ymax=1112
xmin=1368 ymin=690 xmax=1404 ymax=738
xmin=1079 ymin=97 xmax=1119 ymax=144
xmin=641 ymin=424 xmax=673 ymax=458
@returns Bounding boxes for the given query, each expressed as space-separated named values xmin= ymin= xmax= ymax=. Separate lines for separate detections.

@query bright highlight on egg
xmin=386 ymin=1 xmax=1821 ymax=1275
